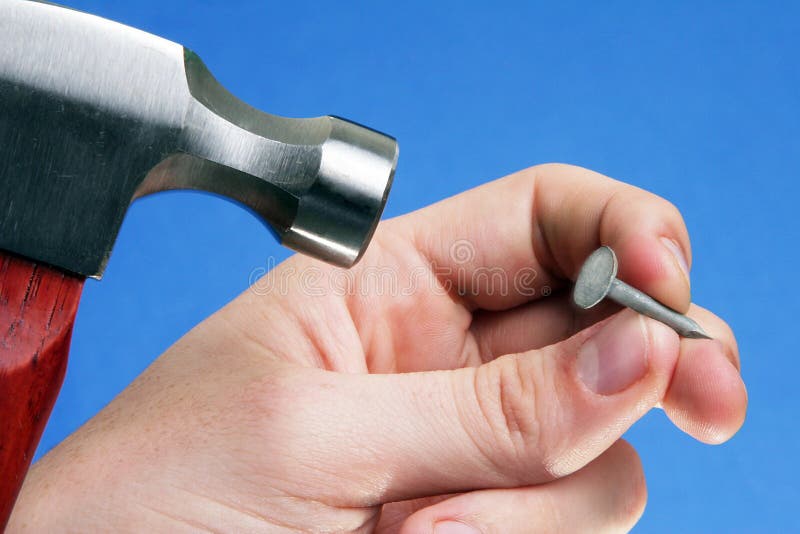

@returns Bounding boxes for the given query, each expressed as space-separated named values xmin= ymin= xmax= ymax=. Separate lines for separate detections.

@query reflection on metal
xmin=0 ymin=0 xmax=397 ymax=277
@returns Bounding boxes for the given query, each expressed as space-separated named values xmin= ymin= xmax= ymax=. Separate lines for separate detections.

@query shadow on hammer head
xmin=0 ymin=0 xmax=398 ymax=278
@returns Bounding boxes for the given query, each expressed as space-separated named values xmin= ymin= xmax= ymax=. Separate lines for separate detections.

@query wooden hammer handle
xmin=0 ymin=253 xmax=83 ymax=529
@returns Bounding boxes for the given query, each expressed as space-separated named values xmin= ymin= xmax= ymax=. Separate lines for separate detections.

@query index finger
xmin=393 ymin=163 xmax=692 ymax=312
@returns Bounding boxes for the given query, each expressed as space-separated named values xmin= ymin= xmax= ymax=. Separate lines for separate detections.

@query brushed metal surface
xmin=0 ymin=0 xmax=397 ymax=277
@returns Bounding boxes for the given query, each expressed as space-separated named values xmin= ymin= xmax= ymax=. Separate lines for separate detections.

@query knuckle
xmin=617 ymin=471 xmax=648 ymax=531
xmin=610 ymin=443 xmax=648 ymax=531
xmin=533 ymin=162 xmax=583 ymax=174
xmin=239 ymin=367 xmax=319 ymax=432
xmin=528 ymin=162 xmax=595 ymax=183
xmin=471 ymin=352 xmax=563 ymax=478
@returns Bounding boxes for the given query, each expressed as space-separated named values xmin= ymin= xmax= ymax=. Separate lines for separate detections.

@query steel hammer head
xmin=0 ymin=0 xmax=398 ymax=278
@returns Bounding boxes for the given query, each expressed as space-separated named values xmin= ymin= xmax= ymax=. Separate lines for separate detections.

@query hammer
xmin=0 ymin=0 xmax=398 ymax=525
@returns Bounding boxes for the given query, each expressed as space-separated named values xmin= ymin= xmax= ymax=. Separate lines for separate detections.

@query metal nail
xmin=573 ymin=246 xmax=712 ymax=339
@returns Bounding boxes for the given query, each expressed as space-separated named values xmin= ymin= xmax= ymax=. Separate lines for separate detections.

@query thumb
xmin=279 ymin=310 xmax=679 ymax=506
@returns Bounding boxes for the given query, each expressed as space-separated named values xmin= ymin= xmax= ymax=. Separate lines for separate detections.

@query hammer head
xmin=0 ymin=0 xmax=398 ymax=278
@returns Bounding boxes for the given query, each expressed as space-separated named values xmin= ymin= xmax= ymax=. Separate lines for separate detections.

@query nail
xmin=434 ymin=520 xmax=481 ymax=534
xmin=660 ymin=237 xmax=690 ymax=284
xmin=577 ymin=312 xmax=649 ymax=395
xmin=573 ymin=246 xmax=711 ymax=339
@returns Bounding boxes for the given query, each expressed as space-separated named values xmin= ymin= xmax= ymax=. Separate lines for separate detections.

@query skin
xmin=7 ymin=164 xmax=746 ymax=533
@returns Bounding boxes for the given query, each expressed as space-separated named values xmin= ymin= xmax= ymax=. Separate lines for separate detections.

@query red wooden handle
xmin=0 ymin=253 xmax=83 ymax=529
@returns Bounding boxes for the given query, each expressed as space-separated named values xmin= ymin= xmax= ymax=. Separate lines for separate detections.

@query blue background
xmin=36 ymin=1 xmax=798 ymax=532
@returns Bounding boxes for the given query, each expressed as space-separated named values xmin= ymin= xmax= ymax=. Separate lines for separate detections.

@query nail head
xmin=573 ymin=246 xmax=618 ymax=309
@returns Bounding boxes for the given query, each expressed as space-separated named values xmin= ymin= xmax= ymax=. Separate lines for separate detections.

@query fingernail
xmin=577 ymin=312 xmax=649 ymax=395
xmin=660 ymin=237 xmax=690 ymax=284
xmin=434 ymin=520 xmax=481 ymax=534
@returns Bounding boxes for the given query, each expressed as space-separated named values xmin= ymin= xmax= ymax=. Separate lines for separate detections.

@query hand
xmin=8 ymin=164 xmax=747 ymax=533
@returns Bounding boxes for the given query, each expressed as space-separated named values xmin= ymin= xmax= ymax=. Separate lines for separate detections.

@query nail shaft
xmin=607 ymin=279 xmax=711 ymax=339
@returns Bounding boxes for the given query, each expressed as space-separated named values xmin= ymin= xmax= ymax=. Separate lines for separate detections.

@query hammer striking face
xmin=0 ymin=0 xmax=398 ymax=278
